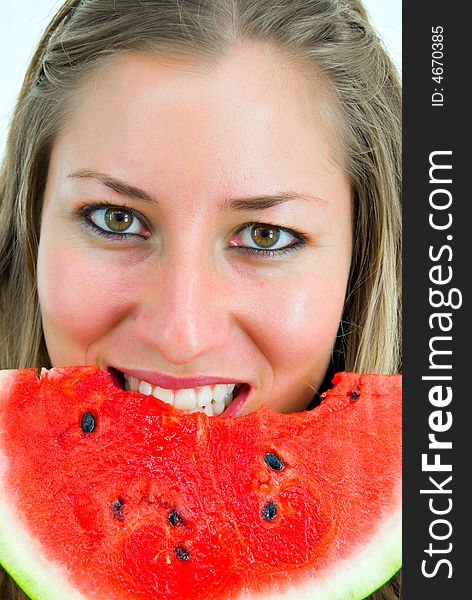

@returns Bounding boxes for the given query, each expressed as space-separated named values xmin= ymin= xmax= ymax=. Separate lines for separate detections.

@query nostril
xmin=108 ymin=368 xmax=126 ymax=390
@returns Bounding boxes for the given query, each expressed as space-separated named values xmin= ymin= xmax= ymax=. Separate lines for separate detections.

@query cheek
xmin=245 ymin=262 xmax=348 ymax=402
xmin=253 ymin=268 xmax=348 ymax=340
xmin=36 ymin=243 xmax=129 ymax=361
xmin=262 ymin=282 xmax=342 ymax=358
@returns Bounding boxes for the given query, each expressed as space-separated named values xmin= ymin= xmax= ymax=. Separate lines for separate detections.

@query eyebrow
xmin=220 ymin=192 xmax=326 ymax=213
xmin=68 ymin=169 xmax=326 ymax=210
xmin=68 ymin=169 xmax=154 ymax=203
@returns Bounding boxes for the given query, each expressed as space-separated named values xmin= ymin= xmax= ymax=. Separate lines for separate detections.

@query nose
xmin=134 ymin=252 xmax=231 ymax=366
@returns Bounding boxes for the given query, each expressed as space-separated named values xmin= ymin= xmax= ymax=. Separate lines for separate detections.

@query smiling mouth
xmin=108 ymin=368 xmax=248 ymax=417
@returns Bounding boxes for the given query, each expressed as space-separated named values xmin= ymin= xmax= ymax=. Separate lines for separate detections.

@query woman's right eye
xmin=82 ymin=205 xmax=150 ymax=239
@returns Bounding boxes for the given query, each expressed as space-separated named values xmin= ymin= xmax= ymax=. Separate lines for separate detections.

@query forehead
xmin=51 ymin=45 xmax=347 ymax=202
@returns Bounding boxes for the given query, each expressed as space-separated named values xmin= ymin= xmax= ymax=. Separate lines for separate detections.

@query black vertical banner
xmin=403 ymin=2 xmax=468 ymax=598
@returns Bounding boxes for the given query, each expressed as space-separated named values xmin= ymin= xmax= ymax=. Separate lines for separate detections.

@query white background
xmin=0 ymin=0 xmax=401 ymax=159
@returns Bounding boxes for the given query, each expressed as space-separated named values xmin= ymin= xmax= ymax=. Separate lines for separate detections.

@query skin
xmin=37 ymin=44 xmax=353 ymax=416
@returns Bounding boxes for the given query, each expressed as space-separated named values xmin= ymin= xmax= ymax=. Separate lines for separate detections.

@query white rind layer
xmin=0 ymin=490 xmax=86 ymax=600
xmin=0 ymin=369 xmax=84 ymax=600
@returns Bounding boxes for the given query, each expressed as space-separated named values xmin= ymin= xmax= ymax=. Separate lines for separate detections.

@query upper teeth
xmin=124 ymin=375 xmax=237 ymax=416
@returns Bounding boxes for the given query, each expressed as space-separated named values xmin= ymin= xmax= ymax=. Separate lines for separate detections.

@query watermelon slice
xmin=0 ymin=366 xmax=401 ymax=599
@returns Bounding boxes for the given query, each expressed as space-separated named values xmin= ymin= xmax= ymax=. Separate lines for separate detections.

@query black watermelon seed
xmin=112 ymin=498 xmax=124 ymax=520
xmin=264 ymin=452 xmax=284 ymax=471
xmin=262 ymin=501 xmax=277 ymax=521
xmin=81 ymin=412 xmax=95 ymax=433
xmin=349 ymin=388 xmax=361 ymax=400
xmin=168 ymin=510 xmax=183 ymax=527
xmin=174 ymin=546 xmax=190 ymax=561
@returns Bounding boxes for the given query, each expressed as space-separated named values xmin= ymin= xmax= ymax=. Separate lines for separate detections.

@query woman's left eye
xmin=230 ymin=223 xmax=303 ymax=255
xmin=82 ymin=205 xmax=150 ymax=238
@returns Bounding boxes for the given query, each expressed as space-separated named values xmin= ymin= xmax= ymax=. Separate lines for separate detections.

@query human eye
xmin=229 ymin=222 xmax=308 ymax=258
xmin=79 ymin=203 xmax=151 ymax=240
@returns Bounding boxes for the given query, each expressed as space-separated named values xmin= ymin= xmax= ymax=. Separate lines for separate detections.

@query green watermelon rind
xmin=0 ymin=369 xmax=84 ymax=600
xmin=0 ymin=489 xmax=85 ymax=600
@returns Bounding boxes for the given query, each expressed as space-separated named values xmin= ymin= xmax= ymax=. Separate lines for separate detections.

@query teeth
xmin=212 ymin=397 xmax=225 ymax=415
xmin=124 ymin=376 xmax=241 ymax=417
xmin=197 ymin=386 xmax=212 ymax=407
xmin=203 ymin=403 xmax=214 ymax=416
xmin=153 ymin=386 xmax=173 ymax=405
xmin=223 ymin=390 xmax=233 ymax=407
xmin=139 ymin=380 xmax=153 ymax=395
xmin=174 ymin=388 xmax=197 ymax=410
xmin=128 ymin=376 xmax=139 ymax=392
xmin=213 ymin=384 xmax=229 ymax=403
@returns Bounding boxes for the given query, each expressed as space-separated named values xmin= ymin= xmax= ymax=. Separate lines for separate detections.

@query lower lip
xmin=220 ymin=384 xmax=251 ymax=418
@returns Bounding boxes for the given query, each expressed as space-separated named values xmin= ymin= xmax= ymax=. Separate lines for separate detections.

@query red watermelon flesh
xmin=0 ymin=366 xmax=401 ymax=599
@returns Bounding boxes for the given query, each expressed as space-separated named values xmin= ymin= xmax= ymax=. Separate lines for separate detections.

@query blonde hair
xmin=0 ymin=1 xmax=401 ymax=598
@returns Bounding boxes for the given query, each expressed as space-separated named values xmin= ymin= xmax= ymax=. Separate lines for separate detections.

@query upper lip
xmin=111 ymin=367 xmax=245 ymax=390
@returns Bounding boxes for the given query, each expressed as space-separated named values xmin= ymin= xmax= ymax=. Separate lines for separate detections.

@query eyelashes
xmin=77 ymin=202 xmax=308 ymax=258
xmin=229 ymin=222 xmax=307 ymax=257
xmin=79 ymin=203 xmax=151 ymax=240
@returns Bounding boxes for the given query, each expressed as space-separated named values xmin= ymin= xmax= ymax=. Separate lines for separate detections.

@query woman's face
xmin=37 ymin=46 xmax=352 ymax=417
